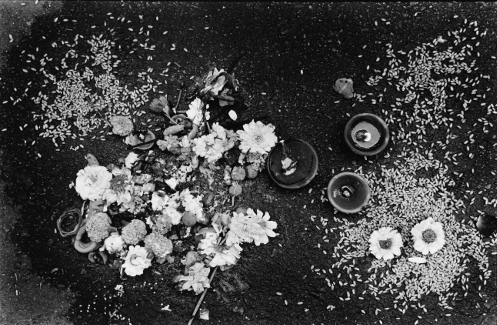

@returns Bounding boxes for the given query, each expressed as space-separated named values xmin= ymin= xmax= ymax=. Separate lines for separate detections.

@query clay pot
xmin=344 ymin=113 xmax=390 ymax=156
xmin=327 ymin=172 xmax=371 ymax=214
xmin=127 ymin=131 xmax=156 ymax=150
xmin=476 ymin=214 xmax=497 ymax=237
xmin=267 ymin=139 xmax=318 ymax=189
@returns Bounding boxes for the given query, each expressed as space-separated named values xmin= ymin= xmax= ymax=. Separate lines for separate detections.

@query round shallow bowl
xmin=130 ymin=130 xmax=156 ymax=150
xmin=344 ymin=113 xmax=389 ymax=156
xmin=267 ymin=139 xmax=318 ymax=189
xmin=327 ymin=172 xmax=371 ymax=214
xmin=476 ymin=214 xmax=497 ymax=238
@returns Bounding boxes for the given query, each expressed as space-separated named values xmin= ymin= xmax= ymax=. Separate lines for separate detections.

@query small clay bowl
xmin=267 ymin=139 xmax=318 ymax=189
xmin=344 ymin=113 xmax=389 ymax=156
xmin=128 ymin=131 xmax=156 ymax=150
xmin=327 ymin=172 xmax=371 ymax=214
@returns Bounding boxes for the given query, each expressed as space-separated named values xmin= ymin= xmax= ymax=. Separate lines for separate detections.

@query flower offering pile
xmin=70 ymin=67 xmax=279 ymax=297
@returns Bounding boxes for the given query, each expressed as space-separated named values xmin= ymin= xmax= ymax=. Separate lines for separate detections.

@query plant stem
xmin=187 ymin=266 xmax=219 ymax=325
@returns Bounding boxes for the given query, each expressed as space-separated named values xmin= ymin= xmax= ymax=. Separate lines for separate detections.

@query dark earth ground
xmin=0 ymin=1 xmax=497 ymax=325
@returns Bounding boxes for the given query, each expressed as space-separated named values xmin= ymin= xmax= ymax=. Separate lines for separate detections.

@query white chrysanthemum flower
xmin=368 ymin=227 xmax=403 ymax=260
xmin=237 ymin=120 xmax=278 ymax=155
xmin=75 ymin=165 xmax=112 ymax=201
xmin=411 ymin=217 xmax=446 ymax=255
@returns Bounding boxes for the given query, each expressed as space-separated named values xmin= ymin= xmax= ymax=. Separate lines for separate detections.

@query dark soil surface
xmin=1 ymin=2 xmax=496 ymax=325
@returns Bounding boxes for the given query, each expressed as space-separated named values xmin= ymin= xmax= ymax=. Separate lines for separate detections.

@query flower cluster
xmin=192 ymin=123 xmax=237 ymax=163
xmin=369 ymin=217 xmax=446 ymax=261
xmin=69 ymin=67 xmax=280 ymax=294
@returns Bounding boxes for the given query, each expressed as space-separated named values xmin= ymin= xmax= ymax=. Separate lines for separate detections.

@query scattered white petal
xmin=228 ymin=110 xmax=237 ymax=121
xmin=408 ymin=257 xmax=427 ymax=264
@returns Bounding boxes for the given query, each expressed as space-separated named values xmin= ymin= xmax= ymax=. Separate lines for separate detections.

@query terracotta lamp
xmin=476 ymin=214 xmax=497 ymax=238
xmin=327 ymin=172 xmax=371 ymax=214
xmin=344 ymin=113 xmax=389 ymax=156
xmin=126 ymin=130 xmax=156 ymax=150
xmin=267 ymin=139 xmax=318 ymax=189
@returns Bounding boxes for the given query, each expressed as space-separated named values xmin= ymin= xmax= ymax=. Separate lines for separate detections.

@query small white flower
xmin=125 ymin=152 xmax=139 ymax=169
xmin=165 ymin=178 xmax=179 ymax=190
xmin=186 ymin=98 xmax=204 ymax=125
xmin=122 ymin=245 xmax=152 ymax=277
xmin=411 ymin=217 xmax=446 ymax=255
xmin=368 ymin=227 xmax=403 ymax=261
xmin=101 ymin=233 xmax=125 ymax=254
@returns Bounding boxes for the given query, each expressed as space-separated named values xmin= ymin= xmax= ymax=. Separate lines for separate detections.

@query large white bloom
xmin=122 ymin=245 xmax=152 ymax=277
xmin=237 ymin=120 xmax=278 ymax=155
xmin=368 ymin=227 xmax=403 ymax=261
xmin=411 ymin=217 xmax=446 ymax=255
xmin=75 ymin=165 xmax=112 ymax=201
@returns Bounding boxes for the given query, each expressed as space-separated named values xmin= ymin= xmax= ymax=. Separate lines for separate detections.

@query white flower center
xmin=89 ymin=174 xmax=99 ymax=183
xmin=379 ymin=238 xmax=392 ymax=250
xmin=254 ymin=134 xmax=264 ymax=145
xmin=111 ymin=174 xmax=128 ymax=192
xmin=422 ymin=229 xmax=437 ymax=243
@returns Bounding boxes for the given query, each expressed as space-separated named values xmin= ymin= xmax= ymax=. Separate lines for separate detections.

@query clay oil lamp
xmin=344 ymin=113 xmax=390 ymax=156
xmin=476 ymin=214 xmax=497 ymax=238
xmin=267 ymin=139 xmax=318 ymax=189
xmin=126 ymin=130 xmax=156 ymax=150
xmin=327 ymin=171 xmax=371 ymax=214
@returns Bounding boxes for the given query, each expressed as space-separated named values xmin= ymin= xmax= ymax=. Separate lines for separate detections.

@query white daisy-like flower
xmin=237 ymin=120 xmax=278 ymax=155
xmin=246 ymin=208 xmax=278 ymax=245
xmin=368 ymin=227 xmax=403 ymax=261
xmin=411 ymin=217 xmax=446 ymax=255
